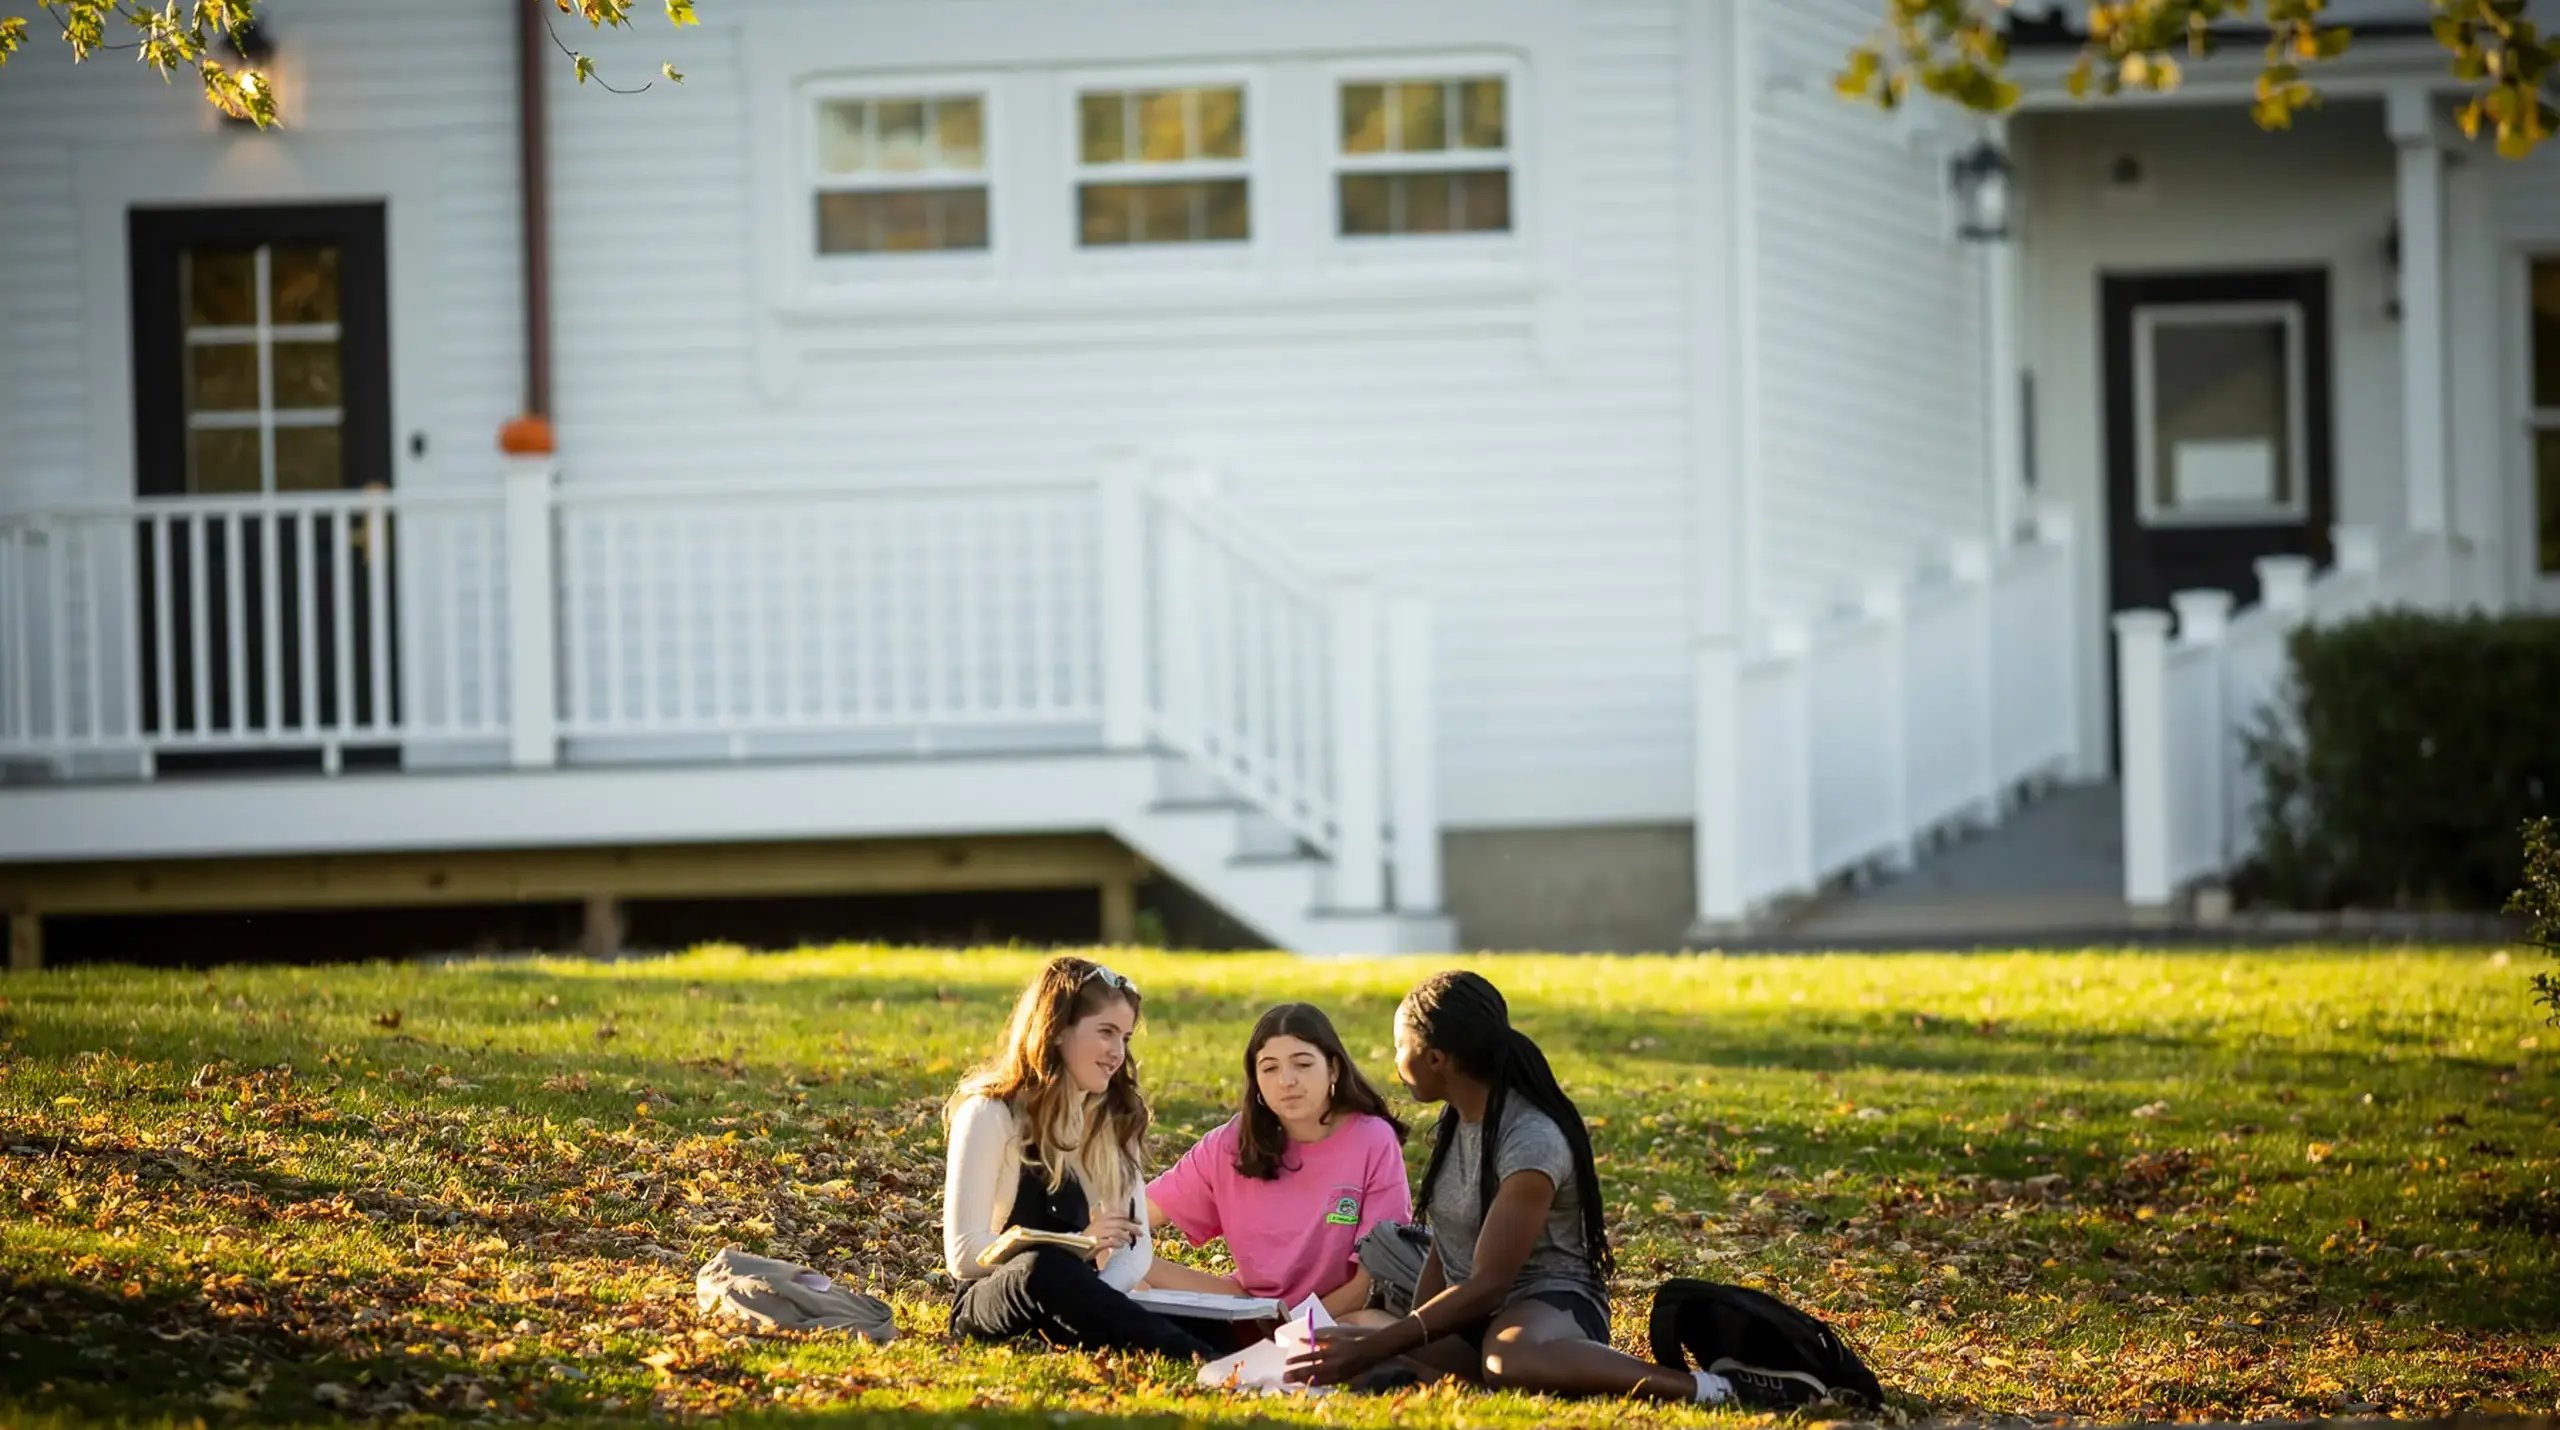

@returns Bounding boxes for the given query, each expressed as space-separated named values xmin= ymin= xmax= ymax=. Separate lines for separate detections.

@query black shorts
xmin=1451 ymin=1288 xmax=1611 ymax=1348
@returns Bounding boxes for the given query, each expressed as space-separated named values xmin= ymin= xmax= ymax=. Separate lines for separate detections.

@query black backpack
xmin=1646 ymin=1278 xmax=1886 ymax=1412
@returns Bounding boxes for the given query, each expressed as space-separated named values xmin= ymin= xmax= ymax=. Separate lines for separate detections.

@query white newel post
xmin=1950 ymin=539 xmax=1997 ymax=820
xmin=1328 ymin=583 xmax=1385 ymax=912
xmin=1868 ymin=580 xmax=1913 ymax=865
xmin=2254 ymin=554 xmax=2313 ymax=615
xmin=2031 ymin=504 xmax=2091 ymax=778
xmin=2170 ymin=588 xmax=2235 ymax=865
xmin=1384 ymin=593 xmax=1442 ymax=914
xmin=1693 ymin=637 xmax=1745 ymax=929
xmin=503 ymin=457 xmax=559 ymax=769
xmin=1097 ymin=455 xmax=1150 ymax=751
xmin=2114 ymin=609 xmax=2173 ymax=907
xmin=1770 ymin=622 xmax=1817 ymax=895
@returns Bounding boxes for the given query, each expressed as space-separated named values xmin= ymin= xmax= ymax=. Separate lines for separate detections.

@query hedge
xmin=2243 ymin=608 xmax=2560 ymax=911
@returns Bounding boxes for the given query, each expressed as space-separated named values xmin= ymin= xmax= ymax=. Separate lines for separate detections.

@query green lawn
xmin=0 ymin=945 xmax=2552 ymax=1429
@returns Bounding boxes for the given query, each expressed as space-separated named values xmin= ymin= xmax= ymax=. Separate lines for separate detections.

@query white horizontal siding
xmin=0 ymin=0 xmax=523 ymax=498
xmin=1745 ymin=0 xmax=1990 ymax=625
xmin=547 ymin=0 xmax=1697 ymax=829
xmin=0 ymin=142 xmax=84 ymax=502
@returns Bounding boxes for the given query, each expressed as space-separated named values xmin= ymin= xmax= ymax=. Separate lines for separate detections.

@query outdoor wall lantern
xmin=217 ymin=20 xmax=276 ymax=128
xmin=1950 ymin=139 xmax=2014 ymax=243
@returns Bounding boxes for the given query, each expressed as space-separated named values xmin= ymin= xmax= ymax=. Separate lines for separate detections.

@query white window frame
xmin=1062 ymin=66 xmax=1264 ymax=270
xmin=2132 ymin=300 xmax=2312 ymax=529
xmin=2525 ymin=253 xmax=2560 ymax=591
xmin=800 ymin=73 xmax=1000 ymax=281
xmin=1323 ymin=56 xmax=1526 ymax=264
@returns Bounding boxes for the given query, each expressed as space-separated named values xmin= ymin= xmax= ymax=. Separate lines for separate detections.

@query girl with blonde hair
xmin=941 ymin=955 xmax=1214 ymax=1357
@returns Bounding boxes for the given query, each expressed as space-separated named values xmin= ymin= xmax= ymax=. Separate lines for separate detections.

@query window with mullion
xmin=811 ymin=91 xmax=992 ymax=255
xmin=1335 ymin=74 xmax=1512 ymax=239
xmin=181 ymin=243 xmax=347 ymax=495
xmin=1073 ymin=84 xmax=1251 ymax=247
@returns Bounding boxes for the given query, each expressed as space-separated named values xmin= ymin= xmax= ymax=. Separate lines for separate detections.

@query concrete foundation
xmin=1442 ymin=824 xmax=1696 ymax=952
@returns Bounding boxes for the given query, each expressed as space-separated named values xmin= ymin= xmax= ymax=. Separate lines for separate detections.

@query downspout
xmin=503 ymin=0 xmax=557 ymax=456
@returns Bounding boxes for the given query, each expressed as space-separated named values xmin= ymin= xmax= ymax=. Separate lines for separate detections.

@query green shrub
xmin=2244 ymin=608 xmax=2560 ymax=910
xmin=2516 ymin=817 xmax=2560 ymax=1023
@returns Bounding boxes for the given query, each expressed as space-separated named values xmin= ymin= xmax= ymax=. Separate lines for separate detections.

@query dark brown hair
xmin=1233 ymin=1002 xmax=1406 ymax=1180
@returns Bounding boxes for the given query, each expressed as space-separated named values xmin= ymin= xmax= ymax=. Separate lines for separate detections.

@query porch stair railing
xmin=1693 ymin=506 xmax=2082 ymax=930
xmin=2110 ymin=525 xmax=2483 ymax=911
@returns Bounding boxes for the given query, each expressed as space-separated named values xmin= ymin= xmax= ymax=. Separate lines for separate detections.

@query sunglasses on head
xmin=1080 ymin=963 xmax=1136 ymax=994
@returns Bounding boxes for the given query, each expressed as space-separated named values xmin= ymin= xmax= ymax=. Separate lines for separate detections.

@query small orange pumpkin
xmin=498 ymin=414 xmax=557 ymax=456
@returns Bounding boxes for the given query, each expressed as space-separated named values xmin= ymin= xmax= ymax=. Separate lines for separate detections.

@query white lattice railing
xmin=1695 ymin=507 xmax=2080 ymax=925
xmin=0 ymin=455 xmax=1440 ymax=915
xmin=2112 ymin=524 xmax=2481 ymax=908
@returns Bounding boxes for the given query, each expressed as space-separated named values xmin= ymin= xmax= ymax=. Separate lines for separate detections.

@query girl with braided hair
xmin=1285 ymin=970 xmax=1733 ymax=1404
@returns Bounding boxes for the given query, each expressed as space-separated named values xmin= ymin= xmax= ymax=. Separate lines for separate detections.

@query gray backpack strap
xmin=1354 ymin=1221 xmax=1434 ymax=1316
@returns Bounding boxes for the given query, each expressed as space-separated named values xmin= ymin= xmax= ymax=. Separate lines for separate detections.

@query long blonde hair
xmin=948 ymin=955 xmax=1150 ymax=1211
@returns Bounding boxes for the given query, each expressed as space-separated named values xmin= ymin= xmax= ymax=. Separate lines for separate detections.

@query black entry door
xmin=128 ymin=203 xmax=397 ymax=766
xmin=2100 ymin=268 xmax=2335 ymax=763
xmin=2102 ymin=268 xmax=2335 ymax=613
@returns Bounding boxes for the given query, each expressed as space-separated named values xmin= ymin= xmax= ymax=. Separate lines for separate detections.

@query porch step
xmin=1110 ymin=774 xmax=1449 ymax=957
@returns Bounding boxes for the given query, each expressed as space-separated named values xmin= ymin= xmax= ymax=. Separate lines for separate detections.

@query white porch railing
xmin=1695 ymin=507 xmax=2079 ymax=925
xmin=0 ymin=456 xmax=1439 ymax=915
xmin=0 ymin=490 xmax=510 ymax=770
xmin=2111 ymin=524 xmax=2480 ymax=908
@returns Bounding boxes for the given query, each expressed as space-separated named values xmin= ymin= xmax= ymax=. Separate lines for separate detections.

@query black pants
xmin=950 ymin=1247 xmax=1217 ymax=1359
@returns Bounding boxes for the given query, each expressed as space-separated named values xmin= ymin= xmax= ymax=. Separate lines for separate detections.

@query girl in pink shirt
xmin=1142 ymin=1003 xmax=1412 ymax=1318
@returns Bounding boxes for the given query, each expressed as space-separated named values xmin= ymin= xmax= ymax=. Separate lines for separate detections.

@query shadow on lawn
xmin=0 ymin=1275 xmax=551 ymax=1424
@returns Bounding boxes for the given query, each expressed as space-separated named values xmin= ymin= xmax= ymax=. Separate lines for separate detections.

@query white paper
xmin=1128 ymin=1287 xmax=1287 ymax=1321
xmin=1195 ymin=1295 xmax=1335 ymax=1395
xmin=2172 ymin=439 xmax=2278 ymax=507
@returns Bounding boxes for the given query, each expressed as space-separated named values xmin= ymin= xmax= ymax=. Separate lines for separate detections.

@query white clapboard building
xmin=0 ymin=0 xmax=2553 ymax=962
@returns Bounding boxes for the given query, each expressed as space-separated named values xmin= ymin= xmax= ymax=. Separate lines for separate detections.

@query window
xmin=2533 ymin=258 xmax=2560 ymax=577
xmin=1074 ymin=84 xmax=1249 ymax=247
xmin=1335 ymin=75 xmax=1511 ymax=238
xmin=811 ymin=92 xmax=990 ymax=255
xmin=183 ymin=243 xmax=346 ymax=493
xmin=2131 ymin=302 xmax=2309 ymax=527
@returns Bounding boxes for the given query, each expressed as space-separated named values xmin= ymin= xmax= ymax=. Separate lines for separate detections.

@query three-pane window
xmin=812 ymin=93 xmax=991 ymax=255
xmin=1336 ymin=76 xmax=1511 ymax=238
xmin=1075 ymin=85 xmax=1251 ymax=246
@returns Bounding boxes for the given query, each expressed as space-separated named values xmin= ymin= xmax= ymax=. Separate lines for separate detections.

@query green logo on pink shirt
xmin=1325 ymin=1192 xmax=1360 ymax=1226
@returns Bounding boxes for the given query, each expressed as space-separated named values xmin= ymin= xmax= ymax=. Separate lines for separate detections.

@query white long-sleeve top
xmin=942 ymin=1094 xmax=1152 ymax=1290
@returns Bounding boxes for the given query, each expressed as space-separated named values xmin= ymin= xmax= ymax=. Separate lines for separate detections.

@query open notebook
xmin=1129 ymin=1287 xmax=1289 ymax=1322
xmin=973 ymin=1227 xmax=1100 ymax=1269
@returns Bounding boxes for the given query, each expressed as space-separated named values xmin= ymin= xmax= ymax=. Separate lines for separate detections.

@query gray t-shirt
xmin=1426 ymin=1103 xmax=1605 ymax=1313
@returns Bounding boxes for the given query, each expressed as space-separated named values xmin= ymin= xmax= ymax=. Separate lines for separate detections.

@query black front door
xmin=128 ymin=203 xmax=397 ymax=767
xmin=2100 ymin=268 xmax=2336 ymax=762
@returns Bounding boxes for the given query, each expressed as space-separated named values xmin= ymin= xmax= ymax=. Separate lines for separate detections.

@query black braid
xmin=1401 ymin=971 xmax=1615 ymax=1284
